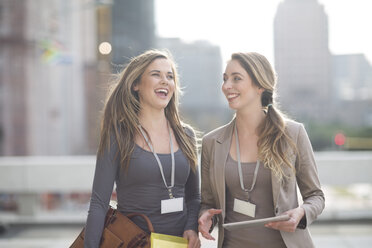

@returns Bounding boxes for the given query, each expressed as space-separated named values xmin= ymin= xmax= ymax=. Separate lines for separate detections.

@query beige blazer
xmin=200 ymin=118 xmax=325 ymax=248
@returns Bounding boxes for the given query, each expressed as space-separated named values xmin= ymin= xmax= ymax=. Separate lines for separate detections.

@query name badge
xmin=233 ymin=198 xmax=256 ymax=217
xmin=161 ymin=197 xmax=183 ymax=214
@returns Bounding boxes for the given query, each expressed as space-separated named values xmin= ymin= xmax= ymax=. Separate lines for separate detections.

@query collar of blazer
xmin=212 ymin=117 xmax=281 ymax=213
xmin=216 ymin=118 xmax=235 ymax=144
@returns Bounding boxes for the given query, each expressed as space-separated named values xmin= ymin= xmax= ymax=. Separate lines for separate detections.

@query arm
xmin=266 ymin=124 xmax=325 ymax=232
xmin=182 ymin=126 xmax=201 ymax=248
xmin=198 ymin=137 xmax=221 ymax=240
xmin=84 ymin=142 xmax=119 ymax=248
xmin=183 ymin=167 xmax=201 ymax=232
xmin=199 ymin=137 xmax=217 ymax=213
xmin=183 ymin=167 xmax=201 ymax=248
xmin=295 ymin=124 xmax=325 ymax=227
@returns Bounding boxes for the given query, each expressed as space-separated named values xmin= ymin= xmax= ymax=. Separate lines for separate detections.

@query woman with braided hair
xmin=198 ymin=52 xmax=324 ymax=248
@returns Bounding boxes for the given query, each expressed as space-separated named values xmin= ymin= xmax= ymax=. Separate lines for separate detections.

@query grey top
xmin=223 ymin=154 xmax=286 ymax=248
xmin=84 ymin=140 xmax=200 ymax=248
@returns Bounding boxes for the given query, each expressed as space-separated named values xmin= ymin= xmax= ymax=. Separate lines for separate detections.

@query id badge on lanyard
xmin=139 ymin=124 xmax=184 ymax=214
xmin=233 ymin=123 xmax=260 ymax=218
xmin=233 ymin=198 xmax=256 ymax=217
xmin=161 ymin=197 xmax=184 ymax=214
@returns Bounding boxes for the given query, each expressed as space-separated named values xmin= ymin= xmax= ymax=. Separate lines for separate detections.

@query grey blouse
xmin=84 ymin=140 xmax=200 ymax=248
xmin=223 ymin=154 xmax=286 ymax=248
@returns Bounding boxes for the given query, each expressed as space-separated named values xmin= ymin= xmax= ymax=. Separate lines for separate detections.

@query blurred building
xmin=111 ymin=0 xmax=155 ymax=65
xmin=274 ymin=0 xmax=332 ymax=121
xmin=332 ymin=54 xmax=372 ymax=102
xmin=331 ymin=54 xmax=372 ymax=126
xmin=156 ymin=38 xmax=230 ymax=133
xmin=0 ymin=0 xmax=98 ymax=155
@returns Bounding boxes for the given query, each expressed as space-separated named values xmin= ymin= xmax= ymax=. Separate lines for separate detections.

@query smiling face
xmin=222 ymin=59 xmax=263 ymax=112
xmin=133 ymin=58 xmax=175 ymax=111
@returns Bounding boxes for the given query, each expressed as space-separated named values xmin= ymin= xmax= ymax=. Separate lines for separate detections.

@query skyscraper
xmin=332 ymin=54 xmax=372 ymax=102
xmin=111 ymin=0 xmax=155 ymax=65
xmin=331 ymin=54 xmax=372 ymax=126
xmin=274 ymin=0 xmax=331 ymax=121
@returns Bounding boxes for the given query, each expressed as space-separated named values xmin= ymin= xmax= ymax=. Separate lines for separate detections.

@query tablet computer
xmin=223 ymin=215 xmax=290 ymax=231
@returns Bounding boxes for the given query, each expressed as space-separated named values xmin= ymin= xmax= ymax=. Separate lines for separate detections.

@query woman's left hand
xmin=265 ymin=207 xmax=305 ymax=232
xmin=183 ymin=229 xmax=201 ymax=248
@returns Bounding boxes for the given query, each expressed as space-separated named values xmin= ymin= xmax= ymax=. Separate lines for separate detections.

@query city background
xmin=0 ymin=0 xmax=371 ymax=247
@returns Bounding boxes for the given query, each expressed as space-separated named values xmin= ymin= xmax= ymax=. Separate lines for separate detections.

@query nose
xmin=222 ymin=79 xmax=232 ymax=91
xmin=161 ymin=75 xmax=169 ymax=85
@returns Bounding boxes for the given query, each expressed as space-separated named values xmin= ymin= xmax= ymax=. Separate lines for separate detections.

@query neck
xmin=138 ymin=107 xmax=168 ymax=132
xmin=235 ymin=107 xmax=265 ymax=136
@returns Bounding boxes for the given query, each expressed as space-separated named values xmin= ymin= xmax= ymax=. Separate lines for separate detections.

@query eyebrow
xmin=224 ymin=72 xmax=244 ymax=77
xmin=148 ymin=70 xmax=173 ymax=74
xmin=231 ymin=72 xmax=244 ymax=76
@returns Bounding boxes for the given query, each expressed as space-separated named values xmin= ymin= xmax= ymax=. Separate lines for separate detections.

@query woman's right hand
xmin=198 ymin=209 xmax=222 ymax=240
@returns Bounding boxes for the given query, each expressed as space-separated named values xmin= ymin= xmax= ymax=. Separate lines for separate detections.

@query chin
xmin=228 ymin=102 xmax=239 ymax=110
xmin=156 ymin=102 xmax=170 ymax=110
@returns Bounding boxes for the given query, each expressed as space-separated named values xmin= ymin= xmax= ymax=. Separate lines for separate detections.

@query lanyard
xmin=138 ymin=124 xmax=175 ymax=199
xmin=234 ymin=122 xmax=260 ymax=194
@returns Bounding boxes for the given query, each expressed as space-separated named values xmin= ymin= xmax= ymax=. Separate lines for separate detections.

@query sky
xmin=155 ymin=0 xmax=372 ymax=67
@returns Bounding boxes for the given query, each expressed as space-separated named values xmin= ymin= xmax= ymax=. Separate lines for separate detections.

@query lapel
xmin=213 ymin=118 xmax=283 ymax=215
xmin=213 ymin=118 xmax=235 ymax=219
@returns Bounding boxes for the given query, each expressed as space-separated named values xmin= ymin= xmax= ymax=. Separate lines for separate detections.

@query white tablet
xmin=223 ymin=215 xmax=290 ymax=231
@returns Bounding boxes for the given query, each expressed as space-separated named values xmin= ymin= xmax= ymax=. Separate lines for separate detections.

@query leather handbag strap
xmin=104 ymin=207 xmax=116 ymax=226
xmin=105 ymin=206 xmax=155 ymax=233
xmin=126 ymin=213 xmax=154 ymax=233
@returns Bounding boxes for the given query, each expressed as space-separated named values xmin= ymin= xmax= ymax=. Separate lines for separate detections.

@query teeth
xmin=155 ymin=89 xmax=168 ymax=94
xmin=227 ymin=93 xmax=239 ymax=99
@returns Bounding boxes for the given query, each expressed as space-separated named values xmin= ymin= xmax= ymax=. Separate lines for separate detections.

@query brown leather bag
xmin=70 ymin=207 xmax=154 ymax=248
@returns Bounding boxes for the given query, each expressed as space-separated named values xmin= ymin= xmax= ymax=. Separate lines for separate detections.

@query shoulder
xmin=204 ymin=124 xmax=228 ymax=139
xmin=202 ymin=120 xmax=234 ymax=144
xmin=284 ymin=119 xmax=308 ymax=141
xmin=285 ymin=119 xmax=303 ymax=132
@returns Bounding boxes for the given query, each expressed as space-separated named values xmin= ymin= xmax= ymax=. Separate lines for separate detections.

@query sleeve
xmin=295 ymin=124 xmax=325 ymax=228
xmin=199 ymin=136 xmax=218 ymax=230
xmin=183 ymin=125 xmax=201 ymax=232
xmin=83 ymin=141 xmax=120 ymax=248
xmin=184 ymin=166 xmax=201 ymax=232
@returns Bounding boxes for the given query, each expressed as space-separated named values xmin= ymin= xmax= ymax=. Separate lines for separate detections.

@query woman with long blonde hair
xmin=84 ymin=50 xmax=200 ymax=248
xmin=198 ymin=52 xmax=324 ymax=248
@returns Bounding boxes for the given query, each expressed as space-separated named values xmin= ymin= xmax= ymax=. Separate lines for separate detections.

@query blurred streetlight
xmin=98 ymin=42 xmax=112 ymax=55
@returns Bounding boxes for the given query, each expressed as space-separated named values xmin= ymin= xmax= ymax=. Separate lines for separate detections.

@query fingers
xmin=188 ymin=237 xmax=201 ymax=248
xmin=199 ymin=208 xmax=222 ymax=223
xmin=198 ymin=208 xmax=221 ymax=240
xmin=198 ymin=208 xmax=221 ymax=228
xmin=200 ymin=231 xmax=215 ymax=240
xmin=208 ymin=208 xmax=222 ymax=216
xmin=265 ymin=207 xmax=305 ymax=232
xmin=184 ymin=231 xmax=201 ymax=248
xmin=265 ymin=217 xmax=297 ymax=232
xmin=198 ymin=223 xmax=215 ymax=240
xmin=194 ymin=238 xmax=201 ymax=248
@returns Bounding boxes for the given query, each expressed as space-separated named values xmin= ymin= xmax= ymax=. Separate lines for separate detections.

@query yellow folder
xmin=151 ymin=232 xmax=188 ymax=248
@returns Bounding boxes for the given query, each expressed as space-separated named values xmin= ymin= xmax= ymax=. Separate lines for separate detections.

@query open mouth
xmin=227 ymin=93 xmax=239 ymax=101
xmin=155 ymin=88 xmax=169 ymax=97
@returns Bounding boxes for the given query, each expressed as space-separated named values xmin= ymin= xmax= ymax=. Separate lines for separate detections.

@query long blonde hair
xmin=231 ymin=52 xmax=297 ymax=180
xmin=98 ymin=50 xmax=198 ymax=171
